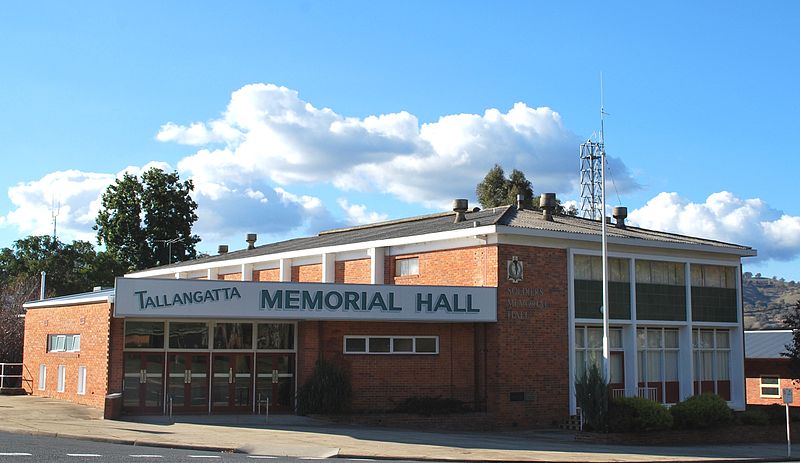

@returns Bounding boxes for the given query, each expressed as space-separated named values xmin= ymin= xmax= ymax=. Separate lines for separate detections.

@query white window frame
xmin=343 ymin=336 xmax=438 ymax=354
xmin=38 ymin=364 xmax=46 ymax=391
xmin=760 ymin=375 xmax=781 ymax=398
xmin=636 ymin=326 xmax=681 ymax=404
xmin=77 ymin=366 xmax=87 ymax=395
xmin=48 ymin=334 xmax=80 ymax=352
xmin=395 ymin=257 xmax=419 ymax=277
xmin=692 ymin=328 xmax=731 ymax=396
xmin=57 ymin=365 xmax=66 ymax=393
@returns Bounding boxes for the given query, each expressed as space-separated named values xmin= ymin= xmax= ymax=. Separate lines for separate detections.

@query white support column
xmin=369 ymin=247 xmax=384 ymax=285
xmin=567 ymin=249 xmax=576 ymax=414
xmin=175 ymin=272 xmax=187 ymax=279
xmin=730 ymin=264 xmax=746 ymax=410
xmin=679 ymin=262 xmax=695 ymax=401
xmin=627 ymin=257 xmax=638 ymax=397
xmin=207 ymin=268 xmax=219 ymax=281
xmin=241 ymin=264 xmax=253 ymax=281
xmin=279 ymin=258 xmax=292 ymax=282
xmin=321 ymin=253 xmax=335 ymax=283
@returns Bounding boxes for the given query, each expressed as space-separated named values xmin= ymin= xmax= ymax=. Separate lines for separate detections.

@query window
xmin=213 ymin=322 xmax=253 ymax=349
xmin=77 ymin=366 xmax=87 ymax=395
xmin=637 ymin=327 xmax=680 ymax=404
xmin=38 ymin=365 xmax=46 ymax=391
xmin=124 ymin=321 xmax=165 ymax=348
xmin=344 ymin=336 xmax=438 ymax=354
xmin=395 ymin=257 xmax=419 ymax=277
xmin=57 ymin=365 xmax=66 ymax=393
xmin=691 ymin=265 xmax=737 ymax=322
xmin=256 ymin=323 xmax=295 ymax=350
xmin=636 ymin=260 xmax=686 ymax=321
xmin=693 ymin=328 xmax=731 ymax=400
xmin=573 ymin=255 xmax=631 ymax=319
xmin=574 ymin=326 xmax=624 ymax=385
xmin=47 ymin=334 xmax=80 ymax=352
xmin=760 ymin=376 xmax=780 ymax=398
xmin=168 ymin=322 xmax=209 ymax=349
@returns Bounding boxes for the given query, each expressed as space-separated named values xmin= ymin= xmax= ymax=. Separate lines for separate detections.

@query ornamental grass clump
xmin=296 ymin=358 xmax=352 ymax=415
xmin=574 ymin=363 xmax=609 ymax=431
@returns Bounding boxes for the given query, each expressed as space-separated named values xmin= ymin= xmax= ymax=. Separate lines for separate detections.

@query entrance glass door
xmin=167 ymin=353 xmax=209 ymax=413
xmin=255 ymin=354 xmax=294 ymax=413
xmin=122 ymin=352 xmax=164 ymax=414
xmin=211 ymin=353 xmax=253 ymax=412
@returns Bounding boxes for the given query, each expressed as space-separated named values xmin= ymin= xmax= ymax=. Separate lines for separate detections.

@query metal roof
xmin=130 ymin=205 xmax=756 ymax=274
xmin=23 ymin=288 xmax=115 ymax=309
xmin=745 ymin=330 xmax=793 ymax=358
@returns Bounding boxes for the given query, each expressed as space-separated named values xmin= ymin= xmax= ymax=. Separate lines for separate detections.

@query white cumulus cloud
xmin=628 ymin=191 xmax=800 ymax=261
xmin=337 ymin=199 xmax=389 ymax=225
xmin=163 ymin=83 xmax=639 ymax=209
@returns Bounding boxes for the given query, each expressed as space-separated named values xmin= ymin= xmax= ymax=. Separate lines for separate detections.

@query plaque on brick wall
xmin=507 ymin=256 xmax=523 ymax=283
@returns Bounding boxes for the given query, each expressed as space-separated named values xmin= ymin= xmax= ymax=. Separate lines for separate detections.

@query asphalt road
xmin=0 ymin=432 xmax=391 ymax=463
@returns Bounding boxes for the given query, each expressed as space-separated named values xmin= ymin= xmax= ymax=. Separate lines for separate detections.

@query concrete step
xmin=0 ymin=387 xmax=27 ymax=396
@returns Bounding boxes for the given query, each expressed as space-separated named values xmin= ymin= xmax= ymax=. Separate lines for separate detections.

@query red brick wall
xmin=297 ymin=247 xmax=498 ymax=413
xmin=387 ymin=246 xmax=498 ymax=287
xmin=488 ymin=244 xmax=570 ymax=427
xmin=22 ymin=302 xmax=112 ymax=409
xmin=253 ymin=268 xmax=279 ymax=282
xmin=745 ymin=358 xmax=799 ymax=406
xmin=293 ymin=264 xmax=322 ymax=283
xmin=335 ymin=259 xmax=370 ymax=284
xmin=298 ymin=321 xmax=477 ymax=411
xmin=218 ymin=272 xmax=242 ymax=281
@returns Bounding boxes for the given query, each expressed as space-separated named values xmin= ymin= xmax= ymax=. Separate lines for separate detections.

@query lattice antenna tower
xmin=580 ymin=75 xmax=609 ymax=221
xmin=51 ymin=197 xmax=61 ymax=242
xmin=579 ymin=138 xmax=603 ymax=220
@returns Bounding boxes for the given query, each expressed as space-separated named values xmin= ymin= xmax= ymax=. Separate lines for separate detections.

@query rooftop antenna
xmin=50 ymin=197 xmax=61 ymax=242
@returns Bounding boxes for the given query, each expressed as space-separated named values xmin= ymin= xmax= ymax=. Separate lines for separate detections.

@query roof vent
xmin=452 ymin=199 xmax=469 ymax=223
xmin=613 ymin=207 xmax=628 ymax=229
xmin=540 ymin=193 xmax=557 ymax=222
xmin=218 ymin=245 xmax=229 ymax=254
xmin=246 ymin=233 xmax=257 ymax=250
xmin=516 ymin=194 xmax=526 ymax=211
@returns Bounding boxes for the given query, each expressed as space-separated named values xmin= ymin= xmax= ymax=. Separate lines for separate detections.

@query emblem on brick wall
xmin=507 ymin=256 xmax=523 ymax=283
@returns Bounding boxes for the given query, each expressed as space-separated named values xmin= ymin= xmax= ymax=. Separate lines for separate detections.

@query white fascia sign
xmin=114 ymin=277 xmax=497 ymax=322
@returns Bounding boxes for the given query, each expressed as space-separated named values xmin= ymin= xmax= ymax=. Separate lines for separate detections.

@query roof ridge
xmin=319 ymin=211 xmax=454 ymax=236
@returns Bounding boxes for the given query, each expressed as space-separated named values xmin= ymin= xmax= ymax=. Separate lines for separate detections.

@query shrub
xmin=607 ymin=396 xmax=673 ymax=432
xmin=575 ymin=363 xmax=609 ymax=431
xmin=738 ymin=409 xmax=770 ymax=426
xmin=394 ymin=396 xmax=470 ymax=416
xmin=296 ymin=358 xmax=352 ymax=415
xmin=670 ymin=394 xmax=734 ymax=429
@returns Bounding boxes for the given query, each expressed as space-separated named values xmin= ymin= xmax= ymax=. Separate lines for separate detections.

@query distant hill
xmin=743 ymin=273 xmax=800 ymax=329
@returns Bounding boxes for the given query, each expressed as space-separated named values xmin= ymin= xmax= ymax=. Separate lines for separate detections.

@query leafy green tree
xmin=476 ymin=164 xmax=510 ymax=208
xmin=0 ymin=235 xmax=125 ymax=297
xmin=782 ymin=301 xmax=800 ymax=376
xmin=95 ymin=168 xmax=200 ymax=270
xmin=476 ymin=164 xmax=577 ymax=215
xmin=141 ymin=169 xmax=200 ymax=267
xmin=0 ymin=236 xmax=126 ymax=361
xmin=94 ymin=173 xmax=147 ymax=270
xmin=504 ymin=168 xmax=534 ymax=208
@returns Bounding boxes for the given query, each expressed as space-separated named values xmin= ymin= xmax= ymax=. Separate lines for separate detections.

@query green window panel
xmin=691 ymin=287 xmax=737 ymax=322
xmin=636 ymin=283 xmax=687 ymax=321
xmin=574 ymin=280 xmax=631 ymax=319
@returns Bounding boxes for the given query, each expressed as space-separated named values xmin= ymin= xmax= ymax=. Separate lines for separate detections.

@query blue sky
xmin=0 ymin=1 xmax=797 ymax=279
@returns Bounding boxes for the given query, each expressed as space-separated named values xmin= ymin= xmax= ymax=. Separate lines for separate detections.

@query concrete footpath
xmin=0 ymin=395 xmax=793 ymax=461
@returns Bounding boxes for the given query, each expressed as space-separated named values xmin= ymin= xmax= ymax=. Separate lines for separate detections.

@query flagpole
xmin=600 ymin=74 xmax=611 ymax=383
